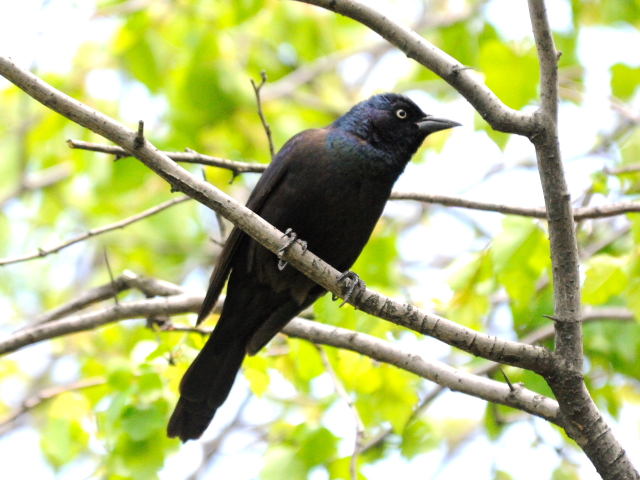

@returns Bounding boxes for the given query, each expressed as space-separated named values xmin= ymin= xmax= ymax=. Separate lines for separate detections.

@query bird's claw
xmin=277 ymin=228 xmax=307 ymax=271
xmin=334 ymin=271 xmax=366 ymax=307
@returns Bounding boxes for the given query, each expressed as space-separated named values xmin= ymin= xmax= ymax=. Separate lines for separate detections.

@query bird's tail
xmin=167 ymin=331 xmax=247 ymax=442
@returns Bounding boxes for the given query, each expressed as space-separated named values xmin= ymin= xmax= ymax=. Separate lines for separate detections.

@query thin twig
xmin=0 ymin=196 xmax=191 ymax=267
xmin=315 ymin=344 xmax=365 ymax=480
xmin=133 ymin=120 xmax=145 ymax=149
xmin=102 ymin=247 xmax=119 ymax=305
xmin=68 ymin=140 xmax=266 ymax=174
xmin=391 ymin=192 xmax=640 ymax=220
xmin=0 ymin=377 xmax=106 ymax=435
xmin=0 ymin=163 xmax=73 ymax=208
xmin=250 ymin=70 xmax=275 ymax=159
xmin=20 ymin=272 xmax=189 ymax=332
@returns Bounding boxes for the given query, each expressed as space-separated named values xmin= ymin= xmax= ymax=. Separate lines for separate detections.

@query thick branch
xmin=528 ymin=2 xmax=637 ymax=478
xmin=294 ymin=0 xmax=537 ymax=135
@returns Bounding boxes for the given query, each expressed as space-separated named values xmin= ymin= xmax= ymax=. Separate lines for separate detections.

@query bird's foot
xmin=333 ymin=271 xmax=366 ymax=308
xmin=277 ymin=228 xmax=308 ymax=271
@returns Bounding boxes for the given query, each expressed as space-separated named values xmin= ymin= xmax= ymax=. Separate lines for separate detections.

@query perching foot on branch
xmin=335 ymin=271 xmax=366 ymax=308
xmin=277 ymin=228 xmax=307 ymax=271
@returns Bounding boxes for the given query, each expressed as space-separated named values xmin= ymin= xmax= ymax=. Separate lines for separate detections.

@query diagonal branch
xmin=294 ymin=0 xmax=537 ymax=135
xmin=0 ymin=377 xmax=106 ymax=436
xmin=284 ymin=318 xmax=560 ymax=425
xmin=0 ymin=196 xmax=191 ymax=267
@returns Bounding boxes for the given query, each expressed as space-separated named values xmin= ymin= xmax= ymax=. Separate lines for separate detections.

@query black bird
xmin=167 ymin=93 xmax=460 ymax=441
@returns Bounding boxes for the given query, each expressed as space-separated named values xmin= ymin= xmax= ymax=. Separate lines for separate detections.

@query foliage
xmin=2 ymin=0 xmax=640 ymax=479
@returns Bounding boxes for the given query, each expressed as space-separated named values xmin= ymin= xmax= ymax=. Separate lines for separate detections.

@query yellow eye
xmin=396 ymin=109 xmax=407 ymax=119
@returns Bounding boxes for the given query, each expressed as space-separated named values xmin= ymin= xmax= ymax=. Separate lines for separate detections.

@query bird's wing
xmin=196 ymin=130 xmax=323 ymax=325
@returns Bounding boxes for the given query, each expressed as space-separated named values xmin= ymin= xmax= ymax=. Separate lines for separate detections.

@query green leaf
xmin=583 ymin=255 xmax=628 ymax=304
xmin=479 ymin=40 xmax=539 ymax=110
xmin=475 ymin=111 xmax=511 ymax=151
xmin=446 ymin=251 xmax=494 ymax=328
xmin=400 ymin=418 xmax=437 ymax=459
xmin=611 ymin=63 xmax=640 ymax=101
xmin=297 ymin=427 xmax=339 ymax=468
xmin=120 ymin=403 xmax=167 ymax=441
xmin=41 ymin=418 xmax=88 ymax=468
xmin=491 ymin=216 xmax=550 ymax=309
xmin=244 ymin=355 xmax=270 ymax=397
xmin=261 ymin=446 xmax=308 ymax=480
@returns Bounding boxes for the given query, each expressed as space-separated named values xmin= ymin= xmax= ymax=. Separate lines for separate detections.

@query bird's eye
xmin=396 ymin=109 xmax=407 ymax=119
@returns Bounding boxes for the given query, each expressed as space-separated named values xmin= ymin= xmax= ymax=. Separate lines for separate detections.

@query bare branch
xmin=24 ymin=271 xmax=188 ymax=331
xmin=294 ymin=0 xmax=537 ymax=135
xmin=528 ymin=0 xmax=582 ymax=374
xmin=67 ymin=139 xmax=267 ymax=174
xmin=0 ymin=163 xmax=72 ymax=208
xmin=527 ymin=2 xmax=636 ymax=478
xmin=605 ymin=163 xmax=640 ymax=175
xmin=315 ymin=344 xmax=364 ymax=480
xmin=392 ymin=192 xmax=640 ymax=220
xmin=0 ymin=196 xmax=191 ymax=267
xmin=68 ymin=139 xmax=640 ymax=223
xmin=0 ymin=377 xmax=106 ymax=435
xmin=250 ymin=71 xmax=275 ymax=159
xmin=284 ymin=319 xmax=561 ymax=425
xmin=0 ymin=294 xmax=202 ymax=356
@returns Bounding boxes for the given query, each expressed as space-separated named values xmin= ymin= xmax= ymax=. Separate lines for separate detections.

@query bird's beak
xmin=416 ymin=116 xmax=462 ymax=133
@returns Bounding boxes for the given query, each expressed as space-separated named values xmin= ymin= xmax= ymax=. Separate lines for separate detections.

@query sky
xmin=1 ymin=0 xmax=640 ymax=479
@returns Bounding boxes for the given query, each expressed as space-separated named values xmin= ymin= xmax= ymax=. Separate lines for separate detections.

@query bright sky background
xmin=1 ymin=0 xmax=640 ymax=479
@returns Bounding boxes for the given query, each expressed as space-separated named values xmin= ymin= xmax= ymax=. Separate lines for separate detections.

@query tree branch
xmin=527 ymin=2 xmax=637 ymax=478
xmin=67 ymin=139 xmax=267 ymax=174
xmin=391 ymin=192 xmax=640 ymax=220
xmin=0 ymin=196 xmax=191 ymax=267
xmin=293 ymin=0 xmax=537 ymax=135
xmin=0 ymin=163 xmax=72 ymax=208
xmin=283 ymin=318 xmax=561 ymax=425
xmin=0 ymin=294 xmax=202 ymax=356
xmin=250 ymin=70 xmax=275 ymax=159
xmin=68 ymin=142 xmax=640 ymax=222
xmin=0 ymin=377 xmax=106 ymax=436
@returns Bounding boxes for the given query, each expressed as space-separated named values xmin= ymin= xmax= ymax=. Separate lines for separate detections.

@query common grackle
xmin=167 ymin=93 xmax=460 ymax=441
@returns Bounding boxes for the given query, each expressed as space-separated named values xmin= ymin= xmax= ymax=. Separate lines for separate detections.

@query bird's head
xmin=333 ymin=93 xmax=460 ymax=160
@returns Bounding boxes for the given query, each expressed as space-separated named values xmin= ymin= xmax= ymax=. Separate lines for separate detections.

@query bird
xmin=167 ymin=93 xmax=460 ymax=442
